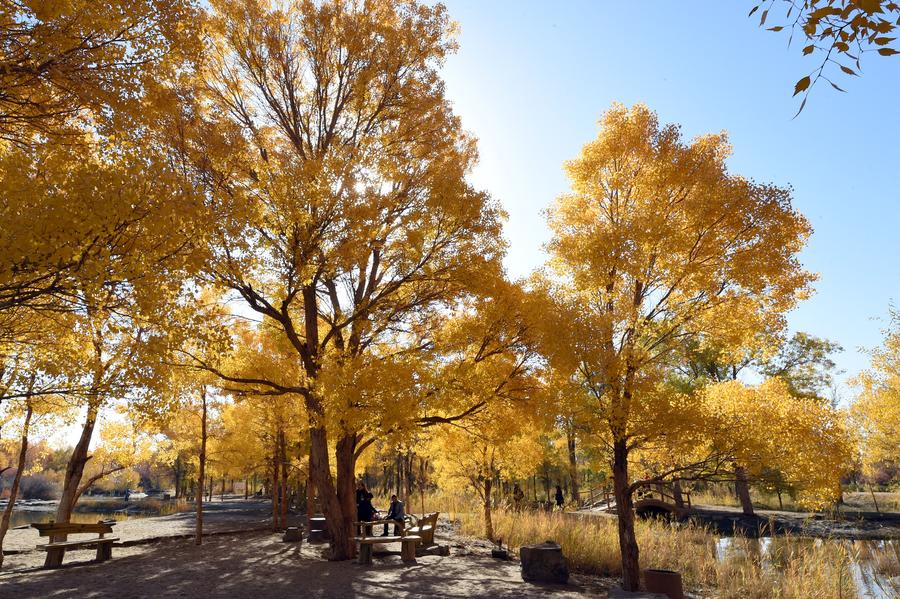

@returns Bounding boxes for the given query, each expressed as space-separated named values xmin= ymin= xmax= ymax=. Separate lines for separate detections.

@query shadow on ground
xmin=2 ymin=531 xmax=608 ymax=598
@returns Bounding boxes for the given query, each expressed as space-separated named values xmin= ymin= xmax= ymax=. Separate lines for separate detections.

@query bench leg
xmin=44 ymin=548 xmax=65 ymax=569
xmin=358 ymin=543 xmax=372 ymax=565
xmin=401 ymin=539 xmax=417 ymax=563
xmin=96 ymin=542 xmax=112 ymax=562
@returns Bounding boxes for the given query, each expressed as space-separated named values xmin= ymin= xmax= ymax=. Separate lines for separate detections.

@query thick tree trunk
xmin=196 ymin=389 xmax=207 ymax=545
xmin=566 ymin=425 xmax=580 ymax=504
xmin=613 ymin=439 xmax=640 ymax=592
xmin=0 ymin=403 xmax=32 ymax=568
xmin=335 ymin=433 xmax=357 ymax=553
xmin=735 ymin=466 xmax=754 ymax=516
xmin=308 ymin=425 xmax=353 ymax=560
xmin=483 ymin=477 xmax=493 ymax=541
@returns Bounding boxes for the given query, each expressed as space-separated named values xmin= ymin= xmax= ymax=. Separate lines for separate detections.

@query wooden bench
xmin=32 ymin=521 xmax=119 ymax=569
xmin=405 ymin=512 xmax=438 ymax=546
xmin=354 ymin=520 xmax=420 ymax=565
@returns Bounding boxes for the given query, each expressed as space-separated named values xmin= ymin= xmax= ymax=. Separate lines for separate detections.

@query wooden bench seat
xmin=353 ymin=529 xmax=421 ymax=565
xmin=38 ymin=537 xmax=120 ymax=550
xmin=32 ymin=521 xmax=118 ymax=568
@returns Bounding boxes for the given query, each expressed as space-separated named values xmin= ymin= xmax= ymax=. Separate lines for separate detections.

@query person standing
xmin=356 ymin=482 xmax=376 ymax=534
xmin=513 ymin=483 xmax=525 ymax=512
xmin=554 ymin=484 xmax=565 ymax=509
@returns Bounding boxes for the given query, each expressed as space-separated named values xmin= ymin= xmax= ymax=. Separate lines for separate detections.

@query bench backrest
xmin=32 ymin=521 xmax=115 ymax=537
xmin=419 ymin=512 xmax=438 ymax=528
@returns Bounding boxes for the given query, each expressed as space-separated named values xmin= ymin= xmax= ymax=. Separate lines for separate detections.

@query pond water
xmin=716 ymin=536 xmax=899 ymax=599
xmin=5 ymin=498 xmax=165 ymax=529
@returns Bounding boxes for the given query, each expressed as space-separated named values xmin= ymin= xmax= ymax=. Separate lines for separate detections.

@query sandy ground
xmin=1 ymin=502 xmax=616 ymax=599
xmin=3 ymin=499 xmax=272 ymax=559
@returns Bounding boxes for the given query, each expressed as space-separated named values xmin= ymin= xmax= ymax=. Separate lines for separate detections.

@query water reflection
xmin=716 ymin=536 xmax=899 ymax=599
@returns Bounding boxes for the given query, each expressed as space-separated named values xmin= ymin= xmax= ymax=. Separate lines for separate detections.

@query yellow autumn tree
xmin=634 ymin=378 xmax=854 ymax=511
xmin=851 ymin=308 xmax=900 ymax=481
xmin=0 ymin=0 xmax=201 ymax=146
xmin=536 ymin=103 xmax=814 ymax=590
xmin=169 ymin=0 xmax=506 ymax=559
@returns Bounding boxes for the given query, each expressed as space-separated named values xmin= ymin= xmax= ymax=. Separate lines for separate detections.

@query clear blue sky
xmin=437 ymin=0 xmax=900 ymax=397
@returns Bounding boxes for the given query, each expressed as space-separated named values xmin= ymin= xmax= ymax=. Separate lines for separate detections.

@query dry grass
xmin=444 ymin=501 xmax=865 ymax=599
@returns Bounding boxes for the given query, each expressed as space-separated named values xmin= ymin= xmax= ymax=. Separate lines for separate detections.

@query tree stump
xmin=519 ymin=540 xmax=569 ymax=584
xmin=282 ymin=527 xmax=302 ymax=543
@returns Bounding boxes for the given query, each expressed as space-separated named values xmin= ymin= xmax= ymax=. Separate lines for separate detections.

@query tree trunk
xmin=272 ymin=445 xmax=281 ymax=531
xmin=334 ymin=432 xmax=357 ymax=555
xmin=0 ymin=402 xmax=32 ymax=568
xmin=566 ymin=425 xmax=580 ymax=504
xmin=55 ymin=402 xmax=99 ymax=526
xmin=483 ymin=477 xmax=493 ymax=541
xmin=48 ymin=400 xmax=100 ymax=565
xmin=173 ymin=457 xmax=183 ymax=500
xmin=306 ymin=467 xmax=316 ymax=529
xmin=869 ymin=485 xmax=881 ymax=514
xmin=419 ymin=457 xmax=427 ymax=516
xmin=735 ymin=466 xmax=754 ymax=516
xmin=308 ymin=424 xmax=353 ymax=560
xmin=196 ymin=388 xmax=207 ymax=545
xmin=612 ymin=438 xmax=640 ymax=592
xmin=280 ymin=429 xmax=289 ymax=527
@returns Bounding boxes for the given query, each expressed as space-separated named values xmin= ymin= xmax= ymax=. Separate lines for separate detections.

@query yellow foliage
xmin=851 ymin=308 xmax=900 ymax=475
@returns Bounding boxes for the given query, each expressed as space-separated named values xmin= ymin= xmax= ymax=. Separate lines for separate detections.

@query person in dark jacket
xmin=381 ymin=495 xmax=405 ymax=536
xmin=356 ymin=482 xmax=376 ymax=533
xmin=554 ymin=484 xmax=565 ymax=508
xmin=512 ymin=483 xmax=525 ymax=511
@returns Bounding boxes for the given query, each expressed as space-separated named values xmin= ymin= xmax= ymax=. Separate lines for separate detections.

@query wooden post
xmin=401 ymin=538 xmax=417 ymax=563
xmin=358 ymin=542 xmax=372 ymax=565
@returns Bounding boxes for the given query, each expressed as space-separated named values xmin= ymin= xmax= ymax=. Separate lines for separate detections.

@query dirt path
xmin=2 ymin=499 xmax=272 ymax=563
xmin=1 ymin=527 xmax=615 ymax=598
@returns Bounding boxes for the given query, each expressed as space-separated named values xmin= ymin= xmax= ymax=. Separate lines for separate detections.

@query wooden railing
xmin=580 ymin=481 xmax=692 ymax=512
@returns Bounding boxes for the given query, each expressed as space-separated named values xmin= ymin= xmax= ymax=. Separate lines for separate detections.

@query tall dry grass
xmin=449 ymin=505 xmax=864 ymax=599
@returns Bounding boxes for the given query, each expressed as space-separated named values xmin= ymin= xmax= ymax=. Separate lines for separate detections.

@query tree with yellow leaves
xmin=851 ymin=307 xmax=900 ymax=496
xmin=0 ymin=0 xmax=201 ymax=146
xmin=537 ymin=103 xmax=814 ymax=590
xmin=171 ymin=0 xmax=506 ymax=559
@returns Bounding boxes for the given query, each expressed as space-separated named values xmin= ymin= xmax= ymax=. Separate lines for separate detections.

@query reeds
xmin=449 ymin=504 xmax=870 ymax=599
